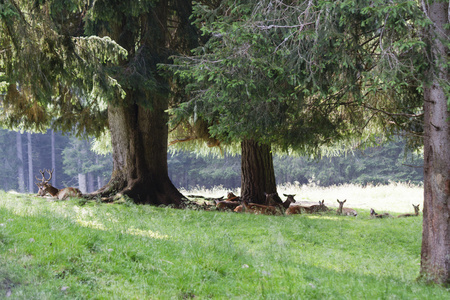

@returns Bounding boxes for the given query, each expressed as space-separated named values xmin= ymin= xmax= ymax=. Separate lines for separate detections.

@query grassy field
xmin=1 ymin=184 xmax=448 ymax=299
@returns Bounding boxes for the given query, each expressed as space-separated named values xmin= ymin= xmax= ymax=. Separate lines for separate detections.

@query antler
xmin=35 ymin=169 xmax=53 ymax=184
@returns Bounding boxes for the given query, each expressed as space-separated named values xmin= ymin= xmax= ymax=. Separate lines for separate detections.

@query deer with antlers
xmin=35 ymin=169 xmax=82 ymax=200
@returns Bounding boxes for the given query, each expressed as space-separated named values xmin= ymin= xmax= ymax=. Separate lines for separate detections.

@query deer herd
xmin=214 ymin=192 xmax=421 ymax=219
xmin=34 ymin=169 xmax=420 ymax=219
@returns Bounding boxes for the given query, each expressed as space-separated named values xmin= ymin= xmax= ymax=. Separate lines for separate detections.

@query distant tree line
xmin=0 ymin=129 xmax=422 ymax=193
xmin=168 ymin=140 xmax=423 ymax=189
xmin=0 ymin=129 xmax=112 ymax=194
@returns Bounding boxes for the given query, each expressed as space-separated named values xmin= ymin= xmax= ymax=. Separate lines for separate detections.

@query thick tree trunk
xmin=240 ymin=139 xmax=278 ymax=204
xmin=419 ymin=1 xmax=450 ymax=286
xmin=103 ymin=93 xmax=184 ymax=206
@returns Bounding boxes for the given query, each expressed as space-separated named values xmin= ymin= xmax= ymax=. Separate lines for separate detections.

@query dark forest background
xmin=0 ymin=129 xmax=423 ymax=193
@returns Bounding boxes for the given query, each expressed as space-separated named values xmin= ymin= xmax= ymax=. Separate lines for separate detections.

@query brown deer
xmin=227 ymin=192 xmax=240 ymax=202
xmin=266 ymin=192 xmax=296 ymax=214
xmin=285 ymin=205 xmax=303 ymax=215
xmin=234 ymin=200 xmax=279 ymax=215
xmin=336 ymin=199 xmax=358 ymax=216
xmin=397 ymin=204 xmax=420 ymax=218
xmin=286 ymin=200 xmax=327 ymax=215
xmin=35 ymin=169 xmax=82 ymax=200
xmin=303 ymin=200 xmax=328 ymax=214
xmin=215 ymin=199 xmax=240 ymax=211
xmin=370 ymin=208 xmax=392 ymax=218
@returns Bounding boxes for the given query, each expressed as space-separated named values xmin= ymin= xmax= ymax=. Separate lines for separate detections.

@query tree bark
xmin=419 ymin=0 xmax=450 ymax=286
xmin=103 ymin=94 xmax=184 ymax=206
xmin=85 ymin=0 xmax=189 ymax=206
xmin=240 ymin=139 xmax=278 ymax=204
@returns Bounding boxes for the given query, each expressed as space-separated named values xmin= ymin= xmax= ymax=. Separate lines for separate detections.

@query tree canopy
xmin=0 ymin=0 xmax=126 ymax=135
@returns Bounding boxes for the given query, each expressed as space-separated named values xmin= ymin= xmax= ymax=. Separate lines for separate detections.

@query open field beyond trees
xmin=1 ymin=184 xmax=448 ymax=299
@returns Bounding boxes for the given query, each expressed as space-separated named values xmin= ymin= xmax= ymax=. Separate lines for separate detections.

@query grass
xmin=0 ymin=184 xmax=448 ymax=299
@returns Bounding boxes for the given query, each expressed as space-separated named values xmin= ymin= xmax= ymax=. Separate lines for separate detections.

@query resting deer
xmin=266 ymin=192 xmax=296 ymax=214
xmin=234 ymin=200 xmax=279 ymax=215
xmin=215 ymin=199 xmax=240 ymax=211
xmin=370 ymin=208 xmax=392 ymax=218
xmin=286 ymin=200 xmax=327 ymax=215
xmin=35 ymin=169 xmax=82 ymax=200
xmin=227 ymin=192 xmax=240 ymax=202
xmin=397 ymin=204 xmax=420 ymax=218
xmin=304 ymin=200 xmax=328 ymax=214
xmin=336 ymin=199 xmax=358 ymax=216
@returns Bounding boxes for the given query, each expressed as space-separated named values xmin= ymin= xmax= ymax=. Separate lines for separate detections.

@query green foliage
xmin=0 ymin=191 xmax=448 ymax=298
xmin=167 ymin=0 xmax=431 ymax=156
xmin=0 ymin=0 xmax=126 ymax=136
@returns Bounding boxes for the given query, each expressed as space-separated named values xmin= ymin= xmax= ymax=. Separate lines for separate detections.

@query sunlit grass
xmin=0 ymin=188 xmax=447 ymax=299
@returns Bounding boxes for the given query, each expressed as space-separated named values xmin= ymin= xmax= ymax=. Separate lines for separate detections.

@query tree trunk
xmin=419 ymin=0 xmax=450 ymax=286
xmin=100 ymin=94 xmax=184 ymax=206
xmin=27 ymin=132 xmax=33 ymax=193
xmin=240 ymin=139 xmax=278 ymax=204
xmin=85 ymin=0 xmax=186 ymax=206
xmin=16 ymin=132 xmax=25 ymax=193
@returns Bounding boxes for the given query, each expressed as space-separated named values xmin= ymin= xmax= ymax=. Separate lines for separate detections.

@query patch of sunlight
xmin=77 ymin=219 xmax=107 ymax=230
xmin=125 ymin=226 xmax=169 ymax=240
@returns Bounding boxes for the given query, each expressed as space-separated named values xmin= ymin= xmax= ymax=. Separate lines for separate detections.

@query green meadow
xmin=0 ymin=184 xmax=448 ymax=299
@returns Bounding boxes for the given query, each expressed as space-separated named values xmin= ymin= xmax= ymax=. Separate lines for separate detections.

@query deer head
xmin=35 ymin=169 xmax=57 ymax=196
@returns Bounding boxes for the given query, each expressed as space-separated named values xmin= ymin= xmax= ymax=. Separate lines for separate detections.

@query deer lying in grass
xmin=234 ymin=200 xmax=280 ymax=215
xmin=336 ymin=199 xmax=357 ymax=216
xmin=227 ymin=192 xmax=240 ymax=202
xmin=370 ymin=208 xmax=392 ymax=218
xmin=397 ymin=204 xmax=420 ymax=218
xmin=215 ymin=199 xmax=240 ymax=211
xmin=35 ymin=169 xmax=82 ymax=200
xmin=287 ymin=200 xmax=328 ymax=215
xmin=266 ymin=192 xmax=296 ymax=213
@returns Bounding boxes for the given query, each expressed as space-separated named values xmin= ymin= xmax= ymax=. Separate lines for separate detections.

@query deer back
xmin=215 ymin=200 xmax=240 ymax=211
xmin=285 ymin=205 xmax=302 ymax=215
xmin=56 ymin=187 xmax=82 ymax=200
xmin=242 ymin=201 xmax=279 ymax=215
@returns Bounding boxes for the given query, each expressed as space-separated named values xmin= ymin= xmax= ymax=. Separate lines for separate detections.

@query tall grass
xmin=0 ymin=185 xmax=447 ymax=299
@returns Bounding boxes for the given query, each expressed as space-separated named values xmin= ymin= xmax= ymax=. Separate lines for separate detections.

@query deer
xmin=397 ymin=204 xmax=420 ymax=218
xmin=370 ymin=208 xmax=392 ymax=218
xmin=286 ymin=200 xmax=327 ymax=215
xmin=304 ymin=200 xmax=328 ymax=214
xmin=234 ymin=200 xmax=279 ymax=215
xmin=227 ymin=192 xmax=240 ymax=202
xmin=215 ymin=199 xmax=240 ymax=211
xmin=336 ymin=199 xmax=358 ymax=216
xmin=35 ymin=169 xmax=82 ymax=200
xmin=266 ymin=192 xmax=296 ymax=214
